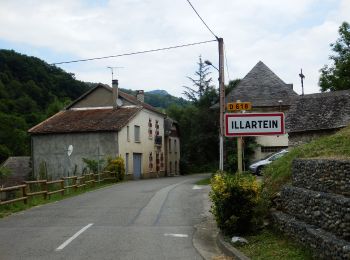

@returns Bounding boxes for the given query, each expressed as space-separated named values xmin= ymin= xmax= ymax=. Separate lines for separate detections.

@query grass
xmin=235 ymin=228 xmax=313 ymax=260
xmin=262 ymin=125 xmax=350 ymax=200
xmin=0 ymin=181 xmax=119 ymax=218
xmin=196 ymin=177 xmax=211 ymax=185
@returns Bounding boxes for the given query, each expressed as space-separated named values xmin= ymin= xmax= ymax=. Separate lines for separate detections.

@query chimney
xmin=112 ymin=79 xmax=119 ymax=109
xmin=136 ymin=90 xmax=144 ymax=103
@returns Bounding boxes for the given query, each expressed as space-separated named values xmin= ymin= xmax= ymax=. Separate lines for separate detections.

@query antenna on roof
xmin=299 ymin=69 xmax=305 ymax=96
xmin=107 ymin=66 xmax=124 ymax=81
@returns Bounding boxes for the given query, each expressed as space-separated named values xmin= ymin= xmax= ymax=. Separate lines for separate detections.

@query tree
xmin=319 ymin=22 xmax=350 ymax=91
xmin=183 ymin=56 xmax=214 ymax=102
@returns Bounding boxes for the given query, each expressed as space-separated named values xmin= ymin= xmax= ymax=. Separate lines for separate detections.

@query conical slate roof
xmin=226 ymin=61 xmax=298 ymax=107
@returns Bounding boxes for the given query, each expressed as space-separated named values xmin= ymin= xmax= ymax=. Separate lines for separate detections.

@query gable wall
xmin=32 ymin=132 xmax=118 ymax=179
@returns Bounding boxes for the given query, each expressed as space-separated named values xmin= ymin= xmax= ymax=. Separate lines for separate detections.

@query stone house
xmin=286 ymin=89 xmax=350 ymax=146
xmin=224 ymin=61 xmax=298 ymax=160
xmin=28 ymin=81 xmax=179 ymax=180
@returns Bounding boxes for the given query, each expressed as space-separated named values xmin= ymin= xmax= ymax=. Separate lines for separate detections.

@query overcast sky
xmin=0 ymin=0 xmax=349 ymax=97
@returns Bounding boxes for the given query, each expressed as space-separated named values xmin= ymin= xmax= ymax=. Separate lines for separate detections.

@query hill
xmin=0 ymin=49 xmax=90 ymax=162
xmin=119 ymin=88 xmax=189 ymax=109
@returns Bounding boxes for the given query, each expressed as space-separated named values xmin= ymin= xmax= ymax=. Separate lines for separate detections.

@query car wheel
xmin=256 ymin=166 xmax=263 ymax=176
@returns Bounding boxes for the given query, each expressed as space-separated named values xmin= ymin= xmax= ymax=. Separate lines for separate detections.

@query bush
xmin=82 ymin=158 xmax=105 ymax=174
xmin=105 ymin=156 xmax=125 ymax=181
xmin=210 ymin=172 xmax=262 ymax=236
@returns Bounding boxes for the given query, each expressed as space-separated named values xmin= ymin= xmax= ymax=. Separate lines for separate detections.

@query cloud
xmin=0 ymin=0 xmax=349 ymax=96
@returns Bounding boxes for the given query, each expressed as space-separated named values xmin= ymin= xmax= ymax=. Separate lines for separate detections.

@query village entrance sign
xmin=225 ymin=113 xmax=285 ymax=137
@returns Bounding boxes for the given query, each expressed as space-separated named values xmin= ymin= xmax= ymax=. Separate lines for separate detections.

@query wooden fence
xmin=0 ymin=171 xmax=116 ymax=206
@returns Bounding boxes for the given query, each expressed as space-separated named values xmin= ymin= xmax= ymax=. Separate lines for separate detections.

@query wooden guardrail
xmin=0 ymin=184 xmax=27 ymax=205
xmin=0 ymin=171 xmax=117 ymax=206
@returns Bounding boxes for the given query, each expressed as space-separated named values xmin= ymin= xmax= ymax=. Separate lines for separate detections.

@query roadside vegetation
xmin=236 ymin=228 xmax=313 ymax=260
xmin=0 ymin=180 xmax=118 ymax=218
xmin=209 ymin=125 xmax=350 ymax=259
xmin=0 ymin=156 xmax=125 ymax=218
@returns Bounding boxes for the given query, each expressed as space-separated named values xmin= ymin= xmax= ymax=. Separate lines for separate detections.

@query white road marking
xmin=164 ymin=233 xmax=189 ymax=238
xmin=192 ymin=185 xmax=202 ymax=190
xmin=55 ymin=223 xmax=94 ymax=251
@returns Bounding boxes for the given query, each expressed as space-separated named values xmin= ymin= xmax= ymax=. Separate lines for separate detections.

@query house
xmin=224 ymin=61 xmax=298 ymax=160
xmin=164 ymin=118 xmax=180 ymax=176
xmin=286 ymin=89 xmax=350 ymax=146
xmin=28 ymin=80 xmax=176 ymax=180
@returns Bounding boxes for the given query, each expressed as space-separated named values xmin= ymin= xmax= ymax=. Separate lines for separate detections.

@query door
xmin=133 ymin=153 xmax=142 ymax=179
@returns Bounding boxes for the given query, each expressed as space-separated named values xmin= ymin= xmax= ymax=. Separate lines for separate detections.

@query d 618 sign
xmin=227 ymin=102 xmax=252 ymax=111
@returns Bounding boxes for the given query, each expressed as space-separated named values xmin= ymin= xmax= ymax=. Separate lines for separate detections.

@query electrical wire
xmin=185 ymin=0 xmax=218 ymax=39
xmin=51 ymin=39 xmax=216 ymax=65
xmin=223 ymin=43 xmax=231 ymax=82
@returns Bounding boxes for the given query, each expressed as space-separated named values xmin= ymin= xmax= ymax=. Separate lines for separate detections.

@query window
xmin=160 ymin=152 xmax=164 ymax=169
xmin=175 ymin=161 xmax=178 ymax=174
xmin=174 ymin=139 xmax=177 ymax=153
xmin=169 ymin=161 xmax=172 ymax=173
xmin=125 ymin=153 xmax=129 ymax=174
xmin=127 ymin=126 xmax=130 ymax=142
xmin=261 ymin=146 xmax=288 ymax=153
xmin=155 ymin=120 xmax=159 ymax=136
xmin=169 ymin=138 xmax=172 ymax=153
xmin=148 ymin=118 xmax=153 ymax=139
xmin=134 ymin=125 xmax=140 ymax=142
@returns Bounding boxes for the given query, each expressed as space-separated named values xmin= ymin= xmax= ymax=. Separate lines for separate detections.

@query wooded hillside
xmin=0 ymin=50 xmax=90 ymax=162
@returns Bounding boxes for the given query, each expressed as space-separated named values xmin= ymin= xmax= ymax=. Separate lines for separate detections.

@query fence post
xmin=61 ymin=180 xmax=64 ymax=196
xmin=22 ymin=185 xmax=27 ymax=204
xmin=44 ymin=181 xmax=48 ymax=200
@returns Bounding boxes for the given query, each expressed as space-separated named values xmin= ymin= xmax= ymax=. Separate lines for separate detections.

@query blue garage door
xmin=133 ymin=153 xmax=142 ymax=179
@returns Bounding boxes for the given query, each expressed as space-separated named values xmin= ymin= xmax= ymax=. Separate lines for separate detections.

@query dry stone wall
xmin=272 ymin=158 xmax=350 ymax=260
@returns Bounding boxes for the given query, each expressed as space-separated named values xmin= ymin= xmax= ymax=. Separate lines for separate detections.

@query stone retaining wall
xmin=272 ymin=211 xmax=350 ymax=260
xmin=273 ymin=158 xmax=350 ymax=259
xmin=292 ymin=159 xmax=350 ymax=196
xmin=280 ymin=186 xmax=350 ymax=240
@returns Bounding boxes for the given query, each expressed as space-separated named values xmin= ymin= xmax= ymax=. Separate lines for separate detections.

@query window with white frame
xmin=148 ymin=118 xmax=153 ymax=139
xmin=127 ymin=126 xmax=130 ymax=142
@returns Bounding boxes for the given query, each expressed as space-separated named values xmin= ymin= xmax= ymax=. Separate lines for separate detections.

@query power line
xmin=51 ymin=39 xmax=216 ymax=65
xmin=185 ymin=0 xmax=218 ymax=39
xmin=223 ymin=43 xmax=231 ymax=82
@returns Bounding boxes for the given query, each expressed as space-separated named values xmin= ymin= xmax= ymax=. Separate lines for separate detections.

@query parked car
xmin=249 ymin=149 xmax=288 ymax=175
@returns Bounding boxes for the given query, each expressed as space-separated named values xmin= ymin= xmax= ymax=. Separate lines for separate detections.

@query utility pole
xmin=218 ymin=38 xmax=225 ymax=171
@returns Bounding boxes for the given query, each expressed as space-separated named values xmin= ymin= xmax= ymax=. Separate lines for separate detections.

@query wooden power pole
xmin=218 ymin=38 xmax=225 ymax=171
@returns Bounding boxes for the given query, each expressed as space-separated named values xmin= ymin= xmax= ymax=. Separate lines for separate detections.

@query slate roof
xmin=225 ymin=61 xmax=298 ymax=107
xmin=286 ymin=90 xmax=350 ymax=133
xmin=66 ymin=84 xmax=165 ymax=116
xmin=28 ymin=107 xmax=141 ymax=134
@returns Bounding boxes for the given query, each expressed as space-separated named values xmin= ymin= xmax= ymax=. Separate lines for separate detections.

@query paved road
xmin=0 ymin=174 xmax=211 ymax=260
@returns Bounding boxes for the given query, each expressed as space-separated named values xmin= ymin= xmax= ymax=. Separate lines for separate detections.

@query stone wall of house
xmin=272 ymin=158 xmax=350 ymax=259
xmin=288 ymin=129 xmax=339 ymax=147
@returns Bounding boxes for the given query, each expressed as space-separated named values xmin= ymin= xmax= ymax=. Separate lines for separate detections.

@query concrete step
xmin=279 ymin=186 xmax=350 ymax=240
xmin=272 ymin=210 xmax=350 ymax=260
xmin=292 ymin=159 xmax=350 ymax=197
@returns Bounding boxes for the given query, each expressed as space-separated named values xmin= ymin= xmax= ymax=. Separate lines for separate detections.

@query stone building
xmin=28 ymin=81 xmax=179 ymax=180
xmin=224 ymin=61 xmax=298 ymax=160
xmin=286 ymin=89 xmax=350 ymax=146
xmin=164 ymin=118 xmax=180 ymax=176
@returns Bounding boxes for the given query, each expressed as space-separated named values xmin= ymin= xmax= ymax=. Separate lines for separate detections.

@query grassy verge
xmin=0 ymin=181 xmax=119 ymax=218
xmin=196 ymin=178 xmax=211 ymax=185
xmin=263 ymin=125 xmax=350 ymax=200
xmin=235 ymin=228 xmax=313 ymax=260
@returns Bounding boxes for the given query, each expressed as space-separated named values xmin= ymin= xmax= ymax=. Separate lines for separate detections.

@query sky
xmin=0 ymin=0 xmax=349 ymax=97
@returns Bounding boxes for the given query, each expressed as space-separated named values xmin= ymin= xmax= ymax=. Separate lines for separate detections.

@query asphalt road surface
xmin=0 ymin=174 xmax=211 ymax=260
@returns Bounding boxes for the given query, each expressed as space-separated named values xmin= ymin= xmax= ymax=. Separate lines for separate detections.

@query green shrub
xmin=82 ymin=158 xmax=104 ymax=174
xmin=105 ymin=156 xmax=125 ymax=181
xmin=210 ymin=172 xmax=262 ymax=236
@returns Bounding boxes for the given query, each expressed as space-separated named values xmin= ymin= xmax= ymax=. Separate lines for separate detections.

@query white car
xmin=249 ymin=149 xmax=288 ymax=175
